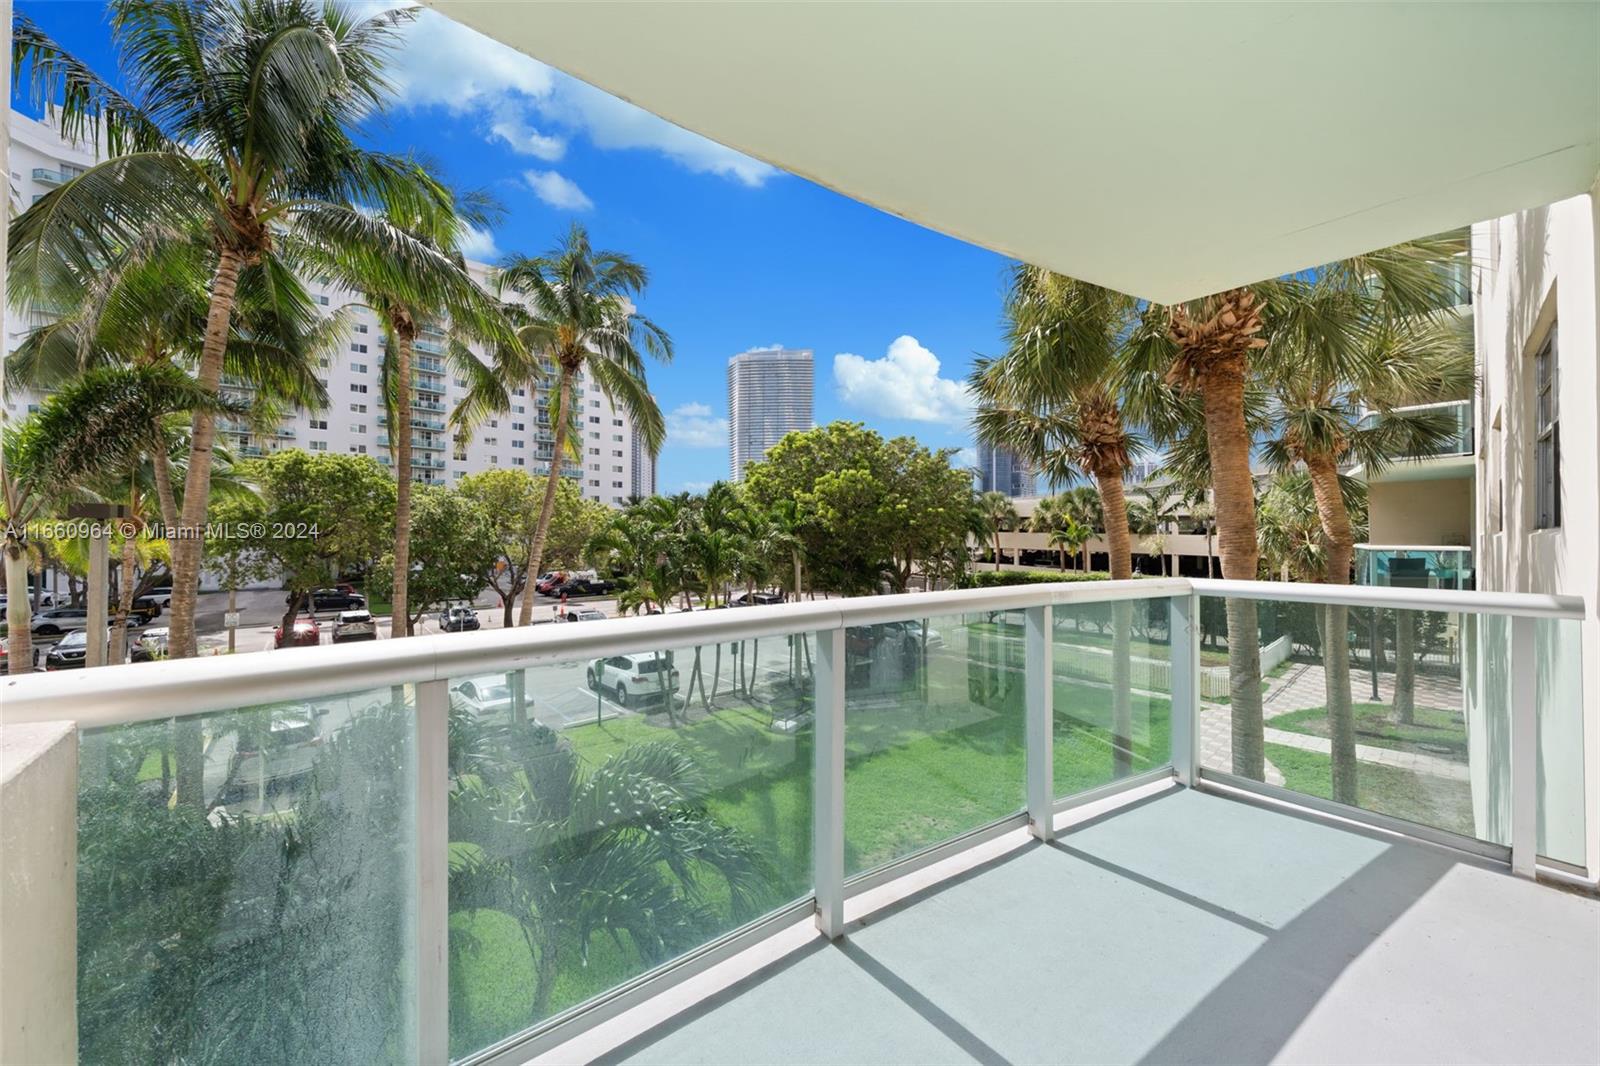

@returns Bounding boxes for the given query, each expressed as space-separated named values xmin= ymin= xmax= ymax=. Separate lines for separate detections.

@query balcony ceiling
xmin=426 ymin=1 xmax=1599 ymax=303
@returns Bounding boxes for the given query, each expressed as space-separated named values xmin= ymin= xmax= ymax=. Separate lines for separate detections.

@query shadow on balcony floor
xmin=595 ymin=789 xmax=1598 ymax=1065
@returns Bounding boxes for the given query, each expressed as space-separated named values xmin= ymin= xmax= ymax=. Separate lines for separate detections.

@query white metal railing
xmin=0 ymin=576 xmax=1585 ymax=1064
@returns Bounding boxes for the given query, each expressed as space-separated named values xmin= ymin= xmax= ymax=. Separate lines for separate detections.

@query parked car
xmin=44 ymin=628 xmax=130 ymax=670
xmin=147 ymin=583 xmax=173 ymax=607
xmin=439 ymin=605 xmax=481 ymax=632
xmin=586 ymin=652 xmax=679 ymax=708
xmin=332 ymin=609 xmax=377 ymax=643
xmin=274 ymin=614 xmax=321 ymax=648
xmin=533 ymin=572 xmax=565 ymax=595
xmin=563 ymin=607 xmax=607 ymax=623
xmin=451 ymin=675 xmax=515 ymax=718
xmin=0 ymin=591 xmax=56 ymax=616
xmin=128 ymin=595 xmax=162 ymax=623
xmin=230 ymin=716 xmax=322 ymax=792
xmin=557 ymin=576 xmax=616 ymax=597
xmin=45 ymin=629 xmax=97 ymax=670
xmin=730 ymin=591 xmax=785 ymax=607
xmin=288 ymin=588 xmax=367 ymax=613
xmin=131 ymin=627 xmax=169 ymax=662
xmin=0 ymin=637 xmax=28 ymax=674
xmin=30 ymin=606 xmax=90 ymax=636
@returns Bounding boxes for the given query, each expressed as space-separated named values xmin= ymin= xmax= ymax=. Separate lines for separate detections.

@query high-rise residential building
xmin=629 ymin=424 xmax=658 ymax=500
xmin=727 ymin=347 xmax=813 ymax=481
xmin=2 ymin=110 xmax=642 ymax=510
xmin=976 ymin=440 xmax=1036 ymax=498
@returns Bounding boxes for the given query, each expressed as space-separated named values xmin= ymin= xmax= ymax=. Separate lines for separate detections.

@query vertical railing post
xmin=1510 ymin=615 xmax=1538 ymax=878
xmin=1025 ymin=604 xmax=1054 ymax=841
xmin=813 ymin=627 xmax=846 ymax=938
xmin=414 ymin=679 xmax=451 ymax=1061
xmin=1170 ymin=592 xmax=1200 ymax=786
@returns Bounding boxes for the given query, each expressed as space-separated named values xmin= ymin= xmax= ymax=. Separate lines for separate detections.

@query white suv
xmin=585 ymin=653 xmax=680 ymax=708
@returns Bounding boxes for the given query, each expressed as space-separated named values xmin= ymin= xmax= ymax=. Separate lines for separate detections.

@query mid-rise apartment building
xmin=3 ymin=111 xmax=643 ymax=509
xmin=727 ymin=347 xmax=813 ymax=481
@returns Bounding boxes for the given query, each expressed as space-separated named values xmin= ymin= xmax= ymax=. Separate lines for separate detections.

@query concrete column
xmin=0 ymin=721 xmax=79 ymax=1063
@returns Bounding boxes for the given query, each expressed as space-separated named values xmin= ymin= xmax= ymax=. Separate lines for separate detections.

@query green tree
xmin=457 ymin=469 xmax=609 ymax=627
xmin=369 ymin=483 xmax=497 ymax=633
xmin=232 ymin=451 xmax=395 ymax=637
xmin=494 ymin=224 xmax=670 ymax=625
xmin=2 ymin=365 xmax=223 ymax=673
xmin=1128 ymin=482 xmax=1182 ymax=576
xmin=11 ymin=1 xmax=454 ymax=657
xmin=978 ymin=490 xmax=1017 ymax=571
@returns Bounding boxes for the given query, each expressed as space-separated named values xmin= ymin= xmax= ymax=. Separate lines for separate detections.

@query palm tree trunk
xmin=992 ymin=532 xmax=1002 ymax=571
xmin=1093 ymin=466 xmax=1135 ymax=776
xmin=169 ymin=247 xmax=246 ymax=660
xmin=792 ymin=551 xmax=803 ymax=602
xmin=519 ymin=370 xmax=573 ymax=626
xmin=151 ymin=440 xmax=179 ymax=533
xmin=4 ymin=542 xmax=33 ymax=676
xmin=391 ymin=323 xmax=416 ymax=638
xmin=110 ymin=528 xmax=137 ymax=666
xmin=1304 ymin=450 xmax=1358 ymax=802
xmin=1394 ymin=611 xmax=1416 ymax=725
xmin=1200 ymin=369 xmax=1266 ymax=779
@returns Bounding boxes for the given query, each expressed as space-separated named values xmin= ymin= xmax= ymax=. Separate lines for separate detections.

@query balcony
xmin=378 ymin=434 xmax=447 ymax=452
xmin=417 ymin=356 xmax=446 ymax=373
xmin=31 ymin=166 xmax=70 ymax=185
xmin=1357 ymin=399 xmax=1474 ymax=465
xmin=413 ymin=398 xmax=446 ymax=413
xmin=380 ymin=415 xmax=447 ymax=431
xmin=413 ymin=375 xmax=447 ymax=395
xmin=1 ymin=580 xmax=1592 ymax=1064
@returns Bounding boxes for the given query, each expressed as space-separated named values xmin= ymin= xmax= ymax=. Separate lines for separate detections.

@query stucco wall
xmin=1472 ymin=182 xmax=1600 ymax=874
xmin=0 ymin=722 xmax=78 ymax=1064
xmin=1368 ymin=478 xmax=1474 ymax=546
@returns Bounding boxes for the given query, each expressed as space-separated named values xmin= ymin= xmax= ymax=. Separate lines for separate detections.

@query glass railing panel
xmin=1534 ymin=616 xmax=1586 ymax=866
xmin=1200 ymin=595 xmax=1493 ymax=842
xmin=843 ymin=612 xmax=1025 ymax=877
xmin=75 ymin=686 xmax=418 ymax=1064
xmin=445 ymin=636 xmax=814 ymax=1058
xmin=1052 ymin=598 xmax=1173 ymax=798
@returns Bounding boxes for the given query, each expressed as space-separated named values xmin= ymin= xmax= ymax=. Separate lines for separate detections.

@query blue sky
xmin=15 ymin=2 xmax=1014 ymax=492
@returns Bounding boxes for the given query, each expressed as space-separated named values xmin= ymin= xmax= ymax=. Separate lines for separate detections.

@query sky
xmin=13 ymin=1 xmax=1015 ymax=493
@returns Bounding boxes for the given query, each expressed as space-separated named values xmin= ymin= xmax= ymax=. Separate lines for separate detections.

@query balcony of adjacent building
xmin=3 ymin=579 xmax=1593 ymax=1065
xmin=377 ymin=434 xmax=447 ymax=453
xmin=380 ymin=414 xmax=447 ymax=432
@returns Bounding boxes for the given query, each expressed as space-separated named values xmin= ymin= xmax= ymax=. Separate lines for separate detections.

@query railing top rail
xmin=1193 ymin=578 xmax=1584 ymax=620
xmin=0 ymin=579 xmax=1181 ymax=728
xmin=2 ymin=577 xmax=1583 ymax=728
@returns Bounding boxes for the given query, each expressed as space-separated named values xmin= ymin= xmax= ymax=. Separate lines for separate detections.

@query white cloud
xmin=833 ymin=336 xmax=975 ymax=427
xmin=524 ymin=170 xmax=594 ymax=212
xmin=953 ymin=447 xmax=978 ymax=470
xmin=666 ymin=402 xmax=729 ymax=448
xmin=386 ymin=9 xmax=777 ymax=185
xmin=681 ymin=480 xmax=713 ymax=493
xmin=458 ymin=223 xmax=500 ymax=262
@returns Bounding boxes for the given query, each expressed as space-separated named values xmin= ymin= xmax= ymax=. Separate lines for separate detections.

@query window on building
xmin=353 ymin=424 xmax=368 ymax=434
xmin=351 ymin=383 xmax=368 ymax=394
xmin=350 ymin=403 xmax=367 ymax=414
xmin=310 ymin=440 xmax=327 ymax=451
xmin=351 ymin=444 xmax=367 ymax=454
xmin=512 ymin=422 xmax=525 ymax=431
xmin=513 ymin=457 xmax=525 ymax=467
xmin=612 ymin=418 xmax=623 ymax=427
xmin=1534 ymin=326 xmax=1560 ymax=529
xmin=351 ymin=362 xmax=367 ymax=373
xmin=512 ymin=440 xmax=525 ymax=449
xmin=351 ymin=344 xmax=368 ymax=354
xmin=309 ymin=419 xmax=328 ymax=430
xmin=588 ymin=415 xmax=601 ymax=424
xmin=355 ymin=323 xmax=368 ymax=334
xmin=316 ymin=294 xmax=330 ymax=306
xmin=589 ymin=447 xmax=600 ymax=456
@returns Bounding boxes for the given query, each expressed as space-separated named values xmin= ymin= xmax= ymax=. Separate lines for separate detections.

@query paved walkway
xmin=1199 ymin=661 xmax=1468 ymax=788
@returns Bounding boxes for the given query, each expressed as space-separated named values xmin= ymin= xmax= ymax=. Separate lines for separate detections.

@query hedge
xmin=959 ymin=569 xmax=1112 ymax=589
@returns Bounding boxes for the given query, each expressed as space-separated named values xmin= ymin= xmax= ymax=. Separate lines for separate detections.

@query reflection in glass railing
xmin=75 ymin=688 xmax=417 ymax=1064
xmin=1198 ymin=595 xmax=1585 ymax=861
xmin=444 ymin=638 xmax=814 ymax=1058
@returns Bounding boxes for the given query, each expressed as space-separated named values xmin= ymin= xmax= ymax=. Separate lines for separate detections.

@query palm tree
xmin=3 ymin=366 xmax=225 ymax=673
xmin=325 ymin=189 xmax=515 ymax=636
xmin=447 ymin=713 xmax=764 ymax=1024
xmin=1061 ymin=485 xmax=1103 ymax=571
xmin=495 ymin=224 xmax=670 ymax=626
xmin=973 ymin=268 xmax=1150 ymax=777
xmin=1048 ymin=518 xmax=1090 ymax=574
xmin=11 ymin=1 xmax=456 ymax=656
xmin=977 ymin=491 xmax=1017 ymax=571
xmin=1129 ymin=482 xmax=1182 ymax=576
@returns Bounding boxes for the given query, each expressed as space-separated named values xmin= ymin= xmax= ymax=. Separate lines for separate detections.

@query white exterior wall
xmin=727 ymin=347 xmax=813 ymax=481
xmin=1471 ymin=184 xmax=1600 ymax=874
xmin=2 ymin=111 xmax=641 ymax=511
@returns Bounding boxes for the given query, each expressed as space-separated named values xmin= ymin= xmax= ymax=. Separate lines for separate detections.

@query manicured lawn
xmin=447 ymin=674 xmax=1171 ymax=1052
xmin=1270 ymin=702 xmax=1467 ymax=760
xmin=1050 ymin=623 xmax=1231 ymax=667
xmin=1265 ymin=742 xmax=1474 ymax=836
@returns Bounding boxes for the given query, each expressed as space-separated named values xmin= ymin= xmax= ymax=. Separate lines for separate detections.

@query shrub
xmin=959 ymin=570 xmax=1112 ymax=589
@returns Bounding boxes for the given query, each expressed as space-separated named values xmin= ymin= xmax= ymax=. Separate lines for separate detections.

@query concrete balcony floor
xmin=557 ymin=788 xmax=1598 ymax=1066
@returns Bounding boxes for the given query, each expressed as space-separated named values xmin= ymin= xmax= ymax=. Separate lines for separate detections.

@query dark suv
xmin=290 ymin=588 xmax=367 ymax=613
